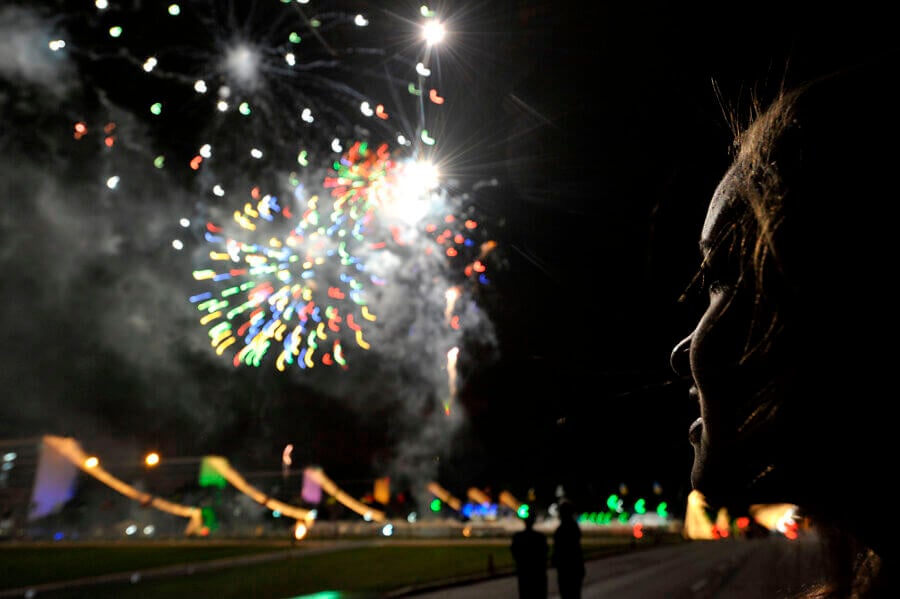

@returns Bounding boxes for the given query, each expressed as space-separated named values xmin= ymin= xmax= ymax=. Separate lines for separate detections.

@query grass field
xmin=0 ymin=534 xmax=683 ymax=598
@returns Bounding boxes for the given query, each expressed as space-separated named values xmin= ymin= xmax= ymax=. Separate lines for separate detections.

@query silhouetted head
xmin=558 ymin=499 xmax=576 ymax=520
xmin=521 ymin=510 xmax=536 ymax=528
xmin=670 ymin=55 xmax=897 ymax=565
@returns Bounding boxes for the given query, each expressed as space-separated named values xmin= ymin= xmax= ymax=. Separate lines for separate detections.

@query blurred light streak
xmin=201 ymin=456 xmax=315 ymax=524
xmin=426 ymin=481 xmax=462 ymax=511
xmin=498 ymin=490 xmax=522 ymax=512
xmin=303 ymin=466 xmax=386 ymax=522
xmin=42 ymin=436 xmax=203 ymax=535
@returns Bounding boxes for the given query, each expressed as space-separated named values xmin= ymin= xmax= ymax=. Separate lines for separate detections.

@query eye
xmin=701 ymin=266 xmax=728 ymax=295
xmin=707 ymin=279 xmax=729 ymax=296
xmin=699 ymin=247 xmax=739 ymax=297
xmin=679 ymin=247 xmax=737 ymax=304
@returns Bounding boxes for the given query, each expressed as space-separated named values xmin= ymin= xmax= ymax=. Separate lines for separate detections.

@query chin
xmin=692 ymin=447 xmax=790 ymax=509
xmin=690 ymin=446 xmax=744 ymax=507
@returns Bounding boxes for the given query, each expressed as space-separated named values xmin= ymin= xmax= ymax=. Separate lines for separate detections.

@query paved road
xmin=398 ymin=534 xmax=830 ymax=598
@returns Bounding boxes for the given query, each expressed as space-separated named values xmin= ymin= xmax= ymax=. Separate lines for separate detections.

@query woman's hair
xmin=716 ymin=85 xmax=802 ymax=363
xmin=725 ymin=58 xmax=896 ymax=354
xmin=702 ymin=57 xmax=898 ymax=596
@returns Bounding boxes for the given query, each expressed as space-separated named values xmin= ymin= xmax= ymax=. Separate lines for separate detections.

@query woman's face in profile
xmin=671 ymin=166 xmax=765 ymax=505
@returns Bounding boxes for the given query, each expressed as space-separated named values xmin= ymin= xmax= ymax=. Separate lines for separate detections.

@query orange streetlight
xmin=145 ymin=452 xmax=160 ymax=467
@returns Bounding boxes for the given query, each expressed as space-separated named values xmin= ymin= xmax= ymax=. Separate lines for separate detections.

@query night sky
xmin=2 ymin=1 xmax=897 ymax=516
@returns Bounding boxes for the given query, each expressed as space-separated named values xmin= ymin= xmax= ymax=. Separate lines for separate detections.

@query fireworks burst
xmin=189 ymin=137 xmax=495 ymax=376
xmin=189 ymin=141 xmax=390 ymax=370
xmin=36 ymin=0 xmax=504 ymax=422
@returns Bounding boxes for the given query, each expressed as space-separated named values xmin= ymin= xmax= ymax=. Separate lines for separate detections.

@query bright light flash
xmin=354 ymin=14 xmax=368 ymax=27
xmin=224 ymin=43 xmax=261 ymax=89
xmin=423 ymin=20 xmax=445 ymax=45
xmin=48 ymin=40 xmax=66 ymax=52
xmin=387 ymin=160 xmax=438 ymax=224
xmin=406 ymin=160 xmax=440 ymax=191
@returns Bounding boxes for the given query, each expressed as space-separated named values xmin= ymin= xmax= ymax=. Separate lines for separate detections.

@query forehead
xmin=701 ymin=166 xmax=740 ymax=252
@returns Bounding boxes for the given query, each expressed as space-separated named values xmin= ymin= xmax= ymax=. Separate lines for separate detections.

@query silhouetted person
xmin=552 ymin=500 xmax=584 ymax=599
xmin=669 ymin=55 xmax=900 ymax=596
xmin=510 ymin=510 xmax=548 ymax=599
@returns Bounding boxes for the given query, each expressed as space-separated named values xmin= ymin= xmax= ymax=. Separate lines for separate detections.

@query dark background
xmin=2 ymin=0 xmax=897 ymax=517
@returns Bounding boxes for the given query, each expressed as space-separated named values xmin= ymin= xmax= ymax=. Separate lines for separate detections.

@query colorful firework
xmin=189 ymin=137 xmax=496 ymax=373
xmin=189 ymin=141 xmax=393 ymax=370
xmin=46 ymin=0 xmax=501 ymax=380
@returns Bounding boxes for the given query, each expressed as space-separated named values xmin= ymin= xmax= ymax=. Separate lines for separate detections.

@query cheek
xmin=689 ymin=293 xmax=756 ymax=427
xmin=689 ymin=294 xmax=742 ymax=382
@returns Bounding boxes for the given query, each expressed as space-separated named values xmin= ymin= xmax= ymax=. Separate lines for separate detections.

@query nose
xmin=670 ymin=334 xmax=692 ymax=376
